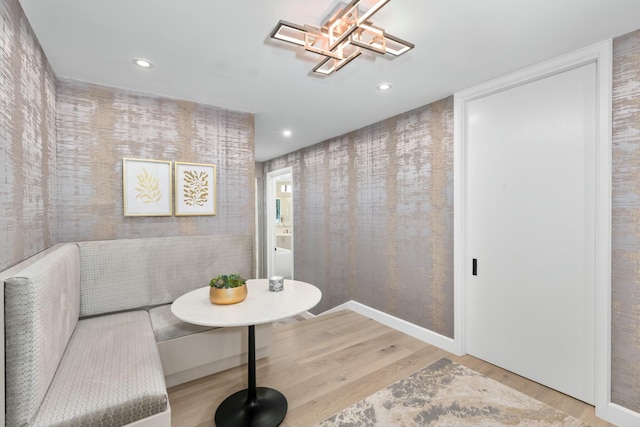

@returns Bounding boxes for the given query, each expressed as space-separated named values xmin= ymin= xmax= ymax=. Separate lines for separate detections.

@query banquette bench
xmin=2 ymin=235 xmax=272 ymax=427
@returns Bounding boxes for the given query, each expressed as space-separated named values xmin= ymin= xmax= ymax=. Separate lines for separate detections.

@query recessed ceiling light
xmin=377 ymin=83 xmax=392 ymax=91
xmin=133 ymin=58 xmax=153 ymax=68
xmin=283 ymin=129 xmax=292 ymax=137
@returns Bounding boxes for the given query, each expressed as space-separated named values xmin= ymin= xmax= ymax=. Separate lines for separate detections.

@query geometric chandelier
xmin=270 ymin=0 xmax=414 ymax=76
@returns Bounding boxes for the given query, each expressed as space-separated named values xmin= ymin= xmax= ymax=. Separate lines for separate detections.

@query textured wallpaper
xmin=2 ymin=0 xmax=640 ymax=414
xmin=266 ymin=97 xmax=454 ymax=337
xmin=56 ymin=80 xmax=255 ymax=243
xmin=0 ymin=0 xmax=57 ymax=271
xmin=612 ymin=28 xmax=640 ymax=413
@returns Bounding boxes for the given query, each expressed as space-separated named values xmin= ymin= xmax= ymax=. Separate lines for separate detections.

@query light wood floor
xmin=167 ymin=310 xmax=615 ymax=427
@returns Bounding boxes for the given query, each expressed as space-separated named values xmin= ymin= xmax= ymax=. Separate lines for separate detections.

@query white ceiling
xmin=18 ymin=0 xmax=640 ymax=161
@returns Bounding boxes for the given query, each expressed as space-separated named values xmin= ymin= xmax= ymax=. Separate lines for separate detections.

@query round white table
xmin=171 ymin=279 xmax=322 ymax=427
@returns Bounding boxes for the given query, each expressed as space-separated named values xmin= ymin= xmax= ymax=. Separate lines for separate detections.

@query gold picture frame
xmin=174 ymin=161 xmax=217 ymax=216
xmin=122 ymin=158 xmax=173 ymax=216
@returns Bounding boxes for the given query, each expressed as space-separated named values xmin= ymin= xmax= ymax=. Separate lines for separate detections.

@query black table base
xmin=214 ymin=325 xmax=288 ymax=427
xmin=214 ymin=387 xmax=287 ymax=427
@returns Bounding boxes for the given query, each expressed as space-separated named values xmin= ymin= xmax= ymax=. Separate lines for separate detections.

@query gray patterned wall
xmin=56 ymin=80 xmax=255 ymax=242
xmin=612 ymin=28 xmax=640 ymax=413
xmin=266 ymin=97 xmax=454 ymax=337
xmin=2 ymin=0 xmax=640 ymax=414
xmin=267 ymin=30 xmax=640 ymax=410
xmin=0 ymin=0 xmax=57 ymax=271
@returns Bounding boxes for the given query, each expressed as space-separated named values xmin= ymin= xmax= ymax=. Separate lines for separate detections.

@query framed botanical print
xmin=122 ymin=158 xmax=172 ymax=216
xmin=174 ymin=161 xmax=216 ymax=216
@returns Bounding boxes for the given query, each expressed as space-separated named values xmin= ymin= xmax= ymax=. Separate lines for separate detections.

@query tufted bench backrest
xmin=77 ymin=234 xmax=254 ymax=317
xmin=4 ymin=243 xmax=81 ymax=427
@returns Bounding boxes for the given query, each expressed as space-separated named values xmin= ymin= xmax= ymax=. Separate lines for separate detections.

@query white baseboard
xmin=299 ymin=311 xmax=315 ymax=319
xmin=320 ymin=300 xmax=459 ymax=355
xmin=597 ymin=402 xmax=640 ymax=427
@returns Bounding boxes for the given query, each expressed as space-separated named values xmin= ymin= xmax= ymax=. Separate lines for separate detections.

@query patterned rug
xmin=314 ymin=358 xmax=590 ymax=427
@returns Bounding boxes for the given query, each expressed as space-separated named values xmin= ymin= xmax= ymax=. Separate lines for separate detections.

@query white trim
xmin=255 ymin=178 xmax=261 ymax=278
xmin=298 ymin=310 xmax=316 ymax=319
xmin=321 ymin=301 xmax=459 ymax=354
xmin=454 ymin=40 xmax=618 ymax=423
xmin=598 ymin=403 xmax=640 ymax=427
xmin=452 ymin=78 xmax=467 ymax=357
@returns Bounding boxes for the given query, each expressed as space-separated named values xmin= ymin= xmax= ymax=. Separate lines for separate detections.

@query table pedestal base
xmin=214 ymin=387 xmax=287 ymax=427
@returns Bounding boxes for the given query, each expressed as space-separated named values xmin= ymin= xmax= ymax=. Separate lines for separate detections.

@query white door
xmin=465 ymin=63 xmax=596 ymax=404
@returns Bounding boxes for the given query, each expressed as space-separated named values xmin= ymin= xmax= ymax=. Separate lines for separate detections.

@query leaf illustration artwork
xmin=134 ymin=167 xmax=162 ymax=204
xmin=182 ymin=170 xmax=209 ymax=206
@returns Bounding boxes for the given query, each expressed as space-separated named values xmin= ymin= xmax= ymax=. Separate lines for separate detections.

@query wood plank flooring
xmin=167 ymin=310 xmax=615 ymax=427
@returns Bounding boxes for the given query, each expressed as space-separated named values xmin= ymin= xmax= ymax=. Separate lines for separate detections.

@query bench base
xmin=158 ymin=323 xmax=273 ymax=388
xmin=124 ymin=403 xmax=171 ymax=427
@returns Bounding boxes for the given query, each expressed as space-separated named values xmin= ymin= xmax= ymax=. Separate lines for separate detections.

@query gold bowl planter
xmin=209 ymin=285 xmax=248 ymax=305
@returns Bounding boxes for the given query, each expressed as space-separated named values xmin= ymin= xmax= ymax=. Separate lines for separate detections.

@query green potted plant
xmin=209 ymin=273 xmax=248 ymax=305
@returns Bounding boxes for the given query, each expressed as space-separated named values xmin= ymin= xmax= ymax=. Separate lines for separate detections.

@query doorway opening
xmin=267 ymin=168 xmax=294 ymax=279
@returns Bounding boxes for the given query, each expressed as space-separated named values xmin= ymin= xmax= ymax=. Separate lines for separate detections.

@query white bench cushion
xmin=149 ymin=304 xmax=216 ymax=342
xmin=31 ymin=311 xmax=168 ymax=427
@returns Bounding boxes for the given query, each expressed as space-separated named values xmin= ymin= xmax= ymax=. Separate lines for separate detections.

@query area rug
xmin=314 ymin=358 xmax=590 ymax=427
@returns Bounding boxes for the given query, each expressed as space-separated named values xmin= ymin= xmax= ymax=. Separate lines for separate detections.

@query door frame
xmin=454 ymin=41 xmax=613 ymax=419
xmin=266 ymin=167 xmax=294 ymax=279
